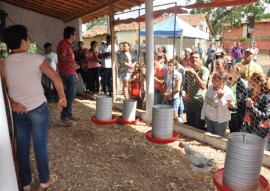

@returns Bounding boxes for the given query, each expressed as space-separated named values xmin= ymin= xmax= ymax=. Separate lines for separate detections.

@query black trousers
xmin=87 ymin=67 xmax=100 ymax=92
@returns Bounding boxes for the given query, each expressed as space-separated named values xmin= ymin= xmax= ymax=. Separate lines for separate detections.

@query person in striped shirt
xmin=57 ymin=26 xmax=80 ymax=124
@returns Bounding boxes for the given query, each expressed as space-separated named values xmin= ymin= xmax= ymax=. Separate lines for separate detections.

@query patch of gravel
xmin=26 ymin=97 xmax=270 ymax=191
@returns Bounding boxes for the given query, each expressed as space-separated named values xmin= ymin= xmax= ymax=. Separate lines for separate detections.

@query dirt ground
xmin=24 ymin=96 xmax=270 ymax=191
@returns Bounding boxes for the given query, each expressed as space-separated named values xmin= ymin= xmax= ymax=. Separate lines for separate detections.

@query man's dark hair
xmin=162 ymin=46 xmax=167 ymax=54
xmin=91 ymin=40 xmax=97 ymax=46
xmin=190 ymin=51 xmax=202 ymax=59
xmin=44 ymin=42 xmax=52 ymax=49
xmin=77 ymin=41 xmax=84 ymax=46
xmin=63 ymin=26 xmax=76 ymax=39
xmin=2 ymin=24 xmax=28 ymax=50
xmin=106 ymin=34 xmax=111 ymax=41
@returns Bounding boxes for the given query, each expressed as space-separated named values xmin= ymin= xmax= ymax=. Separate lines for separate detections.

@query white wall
xmin=0 ymin=76 xmax=18 ymax=191
xmin=0 ymin=2 xmax=81 ymax=54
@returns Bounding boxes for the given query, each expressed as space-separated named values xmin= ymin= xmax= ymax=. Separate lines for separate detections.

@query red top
xmin=154 ymin=64 xmax=166 ymax=92
xmin=57 ymin=39 xmax=76 ymax=76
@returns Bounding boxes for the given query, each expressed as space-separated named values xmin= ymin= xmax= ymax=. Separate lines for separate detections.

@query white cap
xmin=245 ymin=48 xmax=255 ymax=54
xmin=184 ymin=48 xmax=192 ymax=53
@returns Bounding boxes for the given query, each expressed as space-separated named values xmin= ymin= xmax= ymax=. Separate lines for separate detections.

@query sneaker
xmin=178 ymin=117 xmax=183 ymax=123
xmin=40 ymin=175 xmax=58 ymax=189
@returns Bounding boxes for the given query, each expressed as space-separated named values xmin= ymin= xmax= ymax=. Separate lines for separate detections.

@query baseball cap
xmin=245 ymin=48 xmax=255 ymax=54
xmin=184 ymin=48 xmax=192 ymax=53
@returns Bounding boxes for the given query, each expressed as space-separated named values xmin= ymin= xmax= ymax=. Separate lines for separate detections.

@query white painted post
xmin=142 ymin=0 xmax=154 ymax=123
xmin=0 ymin=77 xmax=19 ymax=191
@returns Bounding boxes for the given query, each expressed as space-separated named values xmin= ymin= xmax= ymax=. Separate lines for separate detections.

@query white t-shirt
xmin=44 ymin=52 xmax=58 ymax=71
xmin=4 ymin=52 xmax=47 ymax=111
xmin=99 ymin=44 xmax=118 ymax=68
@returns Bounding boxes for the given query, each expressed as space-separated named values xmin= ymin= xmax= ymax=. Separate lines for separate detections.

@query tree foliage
xmin=190 ymin=0 xmax=270 ymax=33
xmin=86 ymin=16 xmax=108 ymax=30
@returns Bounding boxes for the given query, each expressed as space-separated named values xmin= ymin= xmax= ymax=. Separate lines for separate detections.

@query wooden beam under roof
xmin=1 ymin=0 xmax=145 ymax=23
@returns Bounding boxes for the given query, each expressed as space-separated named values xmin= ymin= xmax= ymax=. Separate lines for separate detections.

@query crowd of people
xmin=46 ymin=34 xmax=270 ymax=152
xmin=1 ymin=23 xmax=270 ymax=190
xmin=152 ymin=41 xmax=270 ymax=151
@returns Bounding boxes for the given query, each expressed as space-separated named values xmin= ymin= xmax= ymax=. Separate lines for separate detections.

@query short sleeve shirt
xmin=185 ymin=65 xmax=209 ymax=102
xmin=4 ymin=52 xmax=46 ymax=111
xmin=57 ymin=39 xmax=76 ymax=76
xmin=166 ymin=70 xmax=182 ymax=100
xmin=232 ymin=47 xmax=244 ymax=59
xmin=235 ymin=60 xmax=263 ymax=81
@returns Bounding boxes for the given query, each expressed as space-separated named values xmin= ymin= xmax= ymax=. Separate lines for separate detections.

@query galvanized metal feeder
xmin=91 ymin=95 xmax=117 ymax=125
xmin=146 ymin=105 xmax=179 ymax=144
xmin=118 ymin=99 xmax=140 ymax=124
xmin=214 ymin=132 xmax=269 ymax=191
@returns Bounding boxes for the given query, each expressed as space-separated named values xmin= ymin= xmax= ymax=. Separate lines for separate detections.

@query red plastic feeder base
xmin=213 ymin=168 xmax=270 ymax=191
xmin=91 ymin=115 xmax=117 ymax=125
xmin=118 ymin=116 xmax=140 ymax=124
xmin=145 ymin=130 xmax=179 ymax=144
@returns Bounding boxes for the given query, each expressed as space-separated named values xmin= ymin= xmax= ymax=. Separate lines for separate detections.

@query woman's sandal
xmin=40 ymin=175 xmax=58 ymax=189
xmin=22 ymin=179 xmax=34 ymax=191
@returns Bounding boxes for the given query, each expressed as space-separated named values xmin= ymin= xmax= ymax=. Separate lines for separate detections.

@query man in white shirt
xmin=44 ymin=42 xmax=58 ymax=102
xmin=99 ymin=35 xmax=118 ymax=96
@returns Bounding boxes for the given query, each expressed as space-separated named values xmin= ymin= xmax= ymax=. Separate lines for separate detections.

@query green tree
xmin=190 ymin=0 xmax=270 ymax=33
xmin=86 ymin=16 xmax=108 ymax=30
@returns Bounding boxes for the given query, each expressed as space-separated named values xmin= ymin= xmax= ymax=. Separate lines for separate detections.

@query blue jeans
xmin=13 ymin=102 xmax=50 ymax=186
xmin=103 ymin=68 xmax=112 ymax=95
xmin=205 ymin=58 xmax=214 ymax=73
xmin=61 ymin=74 xmax=76 ymax=119
xmin=142 ymin=52 xmax=146 ymax=65
xmin=166 ymin=98 xmax=180 ymax=111
xmin=178 ymin=95 xmax=183 ymax=118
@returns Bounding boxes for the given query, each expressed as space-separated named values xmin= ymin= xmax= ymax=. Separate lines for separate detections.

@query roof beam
xmin=64 ymin=0 xmax=127 ymax=22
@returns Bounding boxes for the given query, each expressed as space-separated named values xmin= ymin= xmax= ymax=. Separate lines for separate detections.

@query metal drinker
xmin=96 ymin=96 xmax=112 ymax=121
xmin=122 ymin=99 xmax=137 ymax=121
xmin=152 ymin=105 xmax=174 ymax=139
xmin=223 ymin=132 xmax=265 ymax=191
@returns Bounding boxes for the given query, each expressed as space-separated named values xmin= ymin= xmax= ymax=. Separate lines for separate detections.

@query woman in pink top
xmin=84 ymin=41 xmax=101 ymax=94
